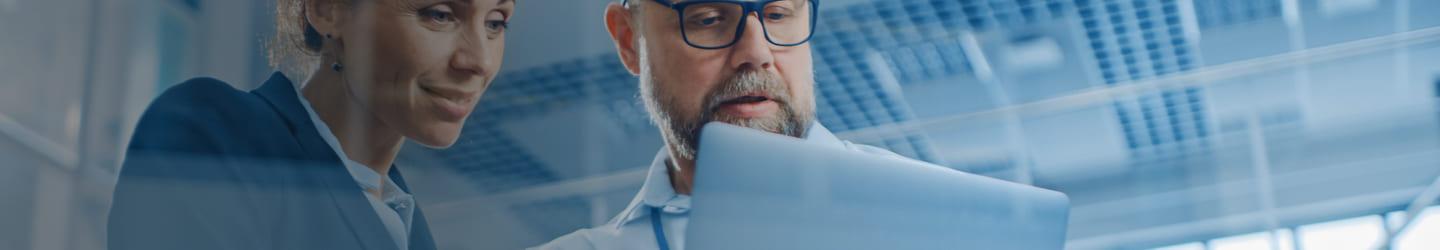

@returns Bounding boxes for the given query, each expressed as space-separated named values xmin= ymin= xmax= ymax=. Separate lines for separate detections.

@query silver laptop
xmin=688 ymin=122 xmax=1070 ymax=250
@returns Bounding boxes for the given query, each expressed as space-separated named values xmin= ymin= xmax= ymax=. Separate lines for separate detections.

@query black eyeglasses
xmin=624 ymin=0 xmax=819 ymax=50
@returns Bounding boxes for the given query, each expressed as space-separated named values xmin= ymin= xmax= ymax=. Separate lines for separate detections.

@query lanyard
xmin=649 ymin=206 xmax=671 ymax=250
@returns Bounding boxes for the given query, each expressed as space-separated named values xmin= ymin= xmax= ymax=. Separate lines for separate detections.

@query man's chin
xmin=715 ymin=117 xmax=792 ymax=136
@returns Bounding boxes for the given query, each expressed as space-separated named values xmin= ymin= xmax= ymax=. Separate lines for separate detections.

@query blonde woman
xmin=108 ymin=0 xmax=516 ymax=249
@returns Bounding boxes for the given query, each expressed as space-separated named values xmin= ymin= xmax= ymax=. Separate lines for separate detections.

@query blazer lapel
xmin=253 ymin=73 xmax=399 ymax=250
xmin=389 ymin=167 xmax=436 ymax=250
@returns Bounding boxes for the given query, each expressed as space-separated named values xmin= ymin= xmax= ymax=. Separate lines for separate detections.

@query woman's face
xmin=334 ymin=0 xmax=512 ymax=148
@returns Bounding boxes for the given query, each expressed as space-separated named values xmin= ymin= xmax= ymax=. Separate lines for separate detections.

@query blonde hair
xmin=268 ymin=0 xmax=337 ymax=80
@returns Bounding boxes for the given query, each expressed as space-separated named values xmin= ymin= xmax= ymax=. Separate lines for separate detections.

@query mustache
xmin=700 ymin=70 xmax=792 ymax=115
xmin=646 ymin=68 xmax=810 ymax=161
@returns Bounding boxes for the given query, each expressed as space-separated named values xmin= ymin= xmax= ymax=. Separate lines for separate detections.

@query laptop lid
xmin=688 ymin=122 xmax=1070 ymax=250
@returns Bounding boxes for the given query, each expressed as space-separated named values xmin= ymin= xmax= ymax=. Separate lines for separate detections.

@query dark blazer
xmin=108 ymin=72 xmax=437 ymax=250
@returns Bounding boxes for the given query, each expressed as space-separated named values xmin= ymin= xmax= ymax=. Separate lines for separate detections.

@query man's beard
xmin=640 ymin=69 xmax=813 ymax=161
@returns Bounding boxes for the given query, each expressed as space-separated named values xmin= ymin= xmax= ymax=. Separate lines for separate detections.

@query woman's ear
xmin=305 ymin=0 xmax=346 ymax=40
xmin=605 ymin=3 xmax=641 ymax=75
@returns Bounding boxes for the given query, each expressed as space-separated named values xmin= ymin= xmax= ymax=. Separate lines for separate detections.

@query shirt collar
xmin=639 ymin=150 xmax=681 ymax=209
xmin=293 ymin=80 xmax=392 ymax=194
xmin=615 ymin=121 xmax=843 ymax=227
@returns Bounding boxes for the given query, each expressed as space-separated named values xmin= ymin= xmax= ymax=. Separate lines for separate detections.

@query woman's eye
xmin=485 ymin=20 xmax=509 ymax=32
xmin=419 ymin=7 xmax=457 ymax=24
xmin=484 ymin=11 xmax=509 ymax=33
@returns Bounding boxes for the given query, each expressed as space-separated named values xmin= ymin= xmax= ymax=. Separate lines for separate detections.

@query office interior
xmin=2 ymin=0 xmax=1440 ymax=249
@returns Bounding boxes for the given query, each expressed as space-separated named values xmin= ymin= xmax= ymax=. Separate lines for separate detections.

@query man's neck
xmin=301 ymin=69 xmax=405 ymax=183
xmin=666 ymin=148 xmax=697 ymax=195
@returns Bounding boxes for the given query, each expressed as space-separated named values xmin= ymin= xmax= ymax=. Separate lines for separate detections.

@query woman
xmin=107 ymin=0 xmax=514 ymax=249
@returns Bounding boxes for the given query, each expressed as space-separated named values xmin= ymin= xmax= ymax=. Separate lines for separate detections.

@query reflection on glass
xmin=1298 ymin=215 xmax=1385 ymax=250
xmin=1209 ymin=229 xmax=1295 ymax=250
xmin=1153 ymin=242 xmax=1205 ymax=250
xmin=1391 ymin=207 xmax=1440 ymax=250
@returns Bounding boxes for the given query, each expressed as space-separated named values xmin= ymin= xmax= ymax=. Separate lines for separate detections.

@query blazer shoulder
xmin=153 ymin=77 xmax=256 ymax=108
xmin=127 ymin=77 xmax=286 ymax=153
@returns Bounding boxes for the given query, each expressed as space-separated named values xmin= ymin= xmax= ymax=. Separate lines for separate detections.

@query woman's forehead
xmin=394 ymin=0 xmax=514 ymax=7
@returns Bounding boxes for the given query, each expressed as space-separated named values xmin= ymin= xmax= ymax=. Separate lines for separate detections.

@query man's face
xmin=630 ymin=0 xmax=817 ymax=161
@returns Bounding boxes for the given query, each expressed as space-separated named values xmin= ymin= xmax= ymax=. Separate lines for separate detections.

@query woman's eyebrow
xmin=404 ymin=0 xmax=441 ymax=7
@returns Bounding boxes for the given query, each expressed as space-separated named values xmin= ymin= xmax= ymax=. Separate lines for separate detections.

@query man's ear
xmin=605 ymin=3 xmax=642 ymax=75
xmin=305 ymin=0 xmax=346 ymax=39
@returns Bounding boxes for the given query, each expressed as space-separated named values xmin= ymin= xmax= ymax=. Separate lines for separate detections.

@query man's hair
xmin=616 ymin=0 xmax=649 ymax=50
xmin=621 ymin=0 xmax=646 ymax=23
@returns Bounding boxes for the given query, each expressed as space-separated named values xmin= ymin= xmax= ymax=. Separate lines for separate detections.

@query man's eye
xmin=699 ymin=17 xmax=721 ymax=25
xmin=689 ymin=14 xmax=726 ymax=27
xmin=764 ymin=6 xmax=794 ymax=21
xmin=765 ymin=13 xmax=788 ymax=21
xmin=686 ymin=7 xmax=730 ymax=27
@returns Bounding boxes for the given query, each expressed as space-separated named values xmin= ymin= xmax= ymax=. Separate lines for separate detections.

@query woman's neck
xmin=301 ymin=69 xmax=405 ymax=180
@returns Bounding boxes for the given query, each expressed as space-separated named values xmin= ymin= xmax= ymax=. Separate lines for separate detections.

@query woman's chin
xmin=413 ymin=136 xmax=460 ymax=149
xmin=410 ymin=124 xmax=464 ymax=149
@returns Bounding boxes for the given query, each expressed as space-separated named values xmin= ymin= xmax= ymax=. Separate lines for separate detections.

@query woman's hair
xmin=269 ymin=0 xmax=338 ymax=79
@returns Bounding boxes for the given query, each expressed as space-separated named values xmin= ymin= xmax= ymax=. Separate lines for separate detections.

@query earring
xmin=325 ymin=34 xmax=344 ymax=72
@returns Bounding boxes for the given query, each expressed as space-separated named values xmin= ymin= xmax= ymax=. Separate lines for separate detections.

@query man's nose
xmin=727 ymin=13 xmax=775 ymax=71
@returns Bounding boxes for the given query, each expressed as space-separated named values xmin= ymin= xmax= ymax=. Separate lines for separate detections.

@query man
xmin=532 ymin=0 xmax=917 ymax=249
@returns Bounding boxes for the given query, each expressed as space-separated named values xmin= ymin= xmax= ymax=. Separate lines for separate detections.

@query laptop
xmin=687 ymin=122 xmax=1071 ymax=250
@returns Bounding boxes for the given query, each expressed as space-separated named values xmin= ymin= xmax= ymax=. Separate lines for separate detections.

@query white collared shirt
xmin=530 ymin=122 xmax=904 ymax=250
xmin=295 ymin=83 xmax=416 ymax=250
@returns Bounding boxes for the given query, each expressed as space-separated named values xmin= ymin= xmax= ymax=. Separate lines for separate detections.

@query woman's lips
xmin=421 ymin=85 xmax=478 ymax=121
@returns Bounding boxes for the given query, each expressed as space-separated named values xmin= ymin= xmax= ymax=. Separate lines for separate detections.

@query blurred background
xmin=4 ymin=0 xmax=1440 ymax=249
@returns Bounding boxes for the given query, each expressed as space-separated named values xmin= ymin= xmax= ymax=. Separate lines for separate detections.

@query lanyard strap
xmin=649 ymin=206 xmax=671 ymax=250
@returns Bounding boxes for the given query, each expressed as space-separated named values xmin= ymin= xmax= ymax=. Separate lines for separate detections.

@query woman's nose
xmin=450 ymin=33 xmax=490 ymax=78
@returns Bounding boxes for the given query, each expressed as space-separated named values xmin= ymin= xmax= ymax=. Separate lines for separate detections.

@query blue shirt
xmin=296 ymin=83 xmax=416 ymax=250
xmin=530 ymin=122 xmax=906 ymax=250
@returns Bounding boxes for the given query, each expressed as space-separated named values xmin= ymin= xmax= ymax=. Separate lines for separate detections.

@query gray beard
xmin=639 ymin=70 xmax=812 ymax=161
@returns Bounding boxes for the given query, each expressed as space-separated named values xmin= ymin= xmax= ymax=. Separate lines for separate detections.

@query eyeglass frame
xmin=622 ymin=0 xmax=820 ymax=50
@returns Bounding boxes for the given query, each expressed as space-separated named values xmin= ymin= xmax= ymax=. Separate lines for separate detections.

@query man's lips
xmin=719 ymin=95 xmax=771 ymax=106
xmin=715 ymin=94 xmax=778 ymax=118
